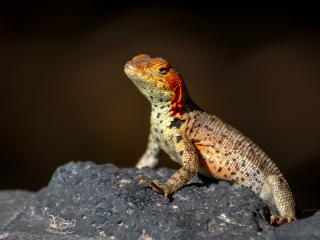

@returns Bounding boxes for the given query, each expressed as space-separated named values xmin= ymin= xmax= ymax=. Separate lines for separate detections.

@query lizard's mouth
xmin=124 ymin=61 xmax=152 ymax=84
xmin=124 ymin=67 xmax=138 ymax=80
xmin=124 ymin=62 xmax=137 ymax=78
xmin=124 ymin=64 xmax=146 ymax=86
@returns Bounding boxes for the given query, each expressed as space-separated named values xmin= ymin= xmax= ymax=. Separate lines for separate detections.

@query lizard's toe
xmin=148 ymin=180 xmax=165 ymax=194
xmin=137 ymin=175 xmax=166 ymax=194
xmin=269 ymin=214 xmax=295 ymax=225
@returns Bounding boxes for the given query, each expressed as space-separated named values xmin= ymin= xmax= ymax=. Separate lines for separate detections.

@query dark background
xmin=1 ymin=1 xmax=319 ymax=218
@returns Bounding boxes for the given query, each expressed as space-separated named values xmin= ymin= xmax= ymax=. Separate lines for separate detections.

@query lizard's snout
xmin=124 ymin=54 xmax=152 ymax=72
xmin=124 ymin=61 xmax=136 ymax=71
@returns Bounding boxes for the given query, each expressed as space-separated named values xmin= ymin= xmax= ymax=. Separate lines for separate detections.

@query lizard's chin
xmin=124 ymin=68 xmax=138 ymax=81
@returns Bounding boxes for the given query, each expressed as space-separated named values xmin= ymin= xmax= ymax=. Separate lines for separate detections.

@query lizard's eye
xmin=156 ymin=67 xmax=167 ymax=74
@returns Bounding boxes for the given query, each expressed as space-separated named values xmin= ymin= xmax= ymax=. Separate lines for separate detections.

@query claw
xmin=137 ymin=175 xmax=148 ymax=185
xmin=269 ymin=215 xmax=277 ymax=225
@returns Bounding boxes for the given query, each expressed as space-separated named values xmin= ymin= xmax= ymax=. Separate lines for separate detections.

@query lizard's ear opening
xmin=165 ymin=70 xmax=183 ymax=92
xmin=133 ymin=54 xmax=151 ymax=60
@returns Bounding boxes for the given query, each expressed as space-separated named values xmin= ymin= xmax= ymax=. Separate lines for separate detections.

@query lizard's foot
xmin=137 ymin=175 xmax=170 ymax=199
xmin=269 ymin=214 xmax=295 ymax=225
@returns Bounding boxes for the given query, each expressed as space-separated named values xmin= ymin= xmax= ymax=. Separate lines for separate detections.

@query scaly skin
xmin=124 ymin=54 xmax=297 ymax=225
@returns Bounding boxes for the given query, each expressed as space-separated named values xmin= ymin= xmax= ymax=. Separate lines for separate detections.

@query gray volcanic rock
xmin=0 ymin=162 xmax=319 ymax=239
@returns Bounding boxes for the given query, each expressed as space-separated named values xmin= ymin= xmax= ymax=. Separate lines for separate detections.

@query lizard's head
xmin=124 ymin=54 xmax=184 ymax=116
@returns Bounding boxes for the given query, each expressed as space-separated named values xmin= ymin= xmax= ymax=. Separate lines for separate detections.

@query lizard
xmin=124 ymin=54 xmax=297 ymax=225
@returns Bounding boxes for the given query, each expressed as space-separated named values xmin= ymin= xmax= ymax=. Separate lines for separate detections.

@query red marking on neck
xmin=166 ymin=73 xmax=183 ymax=117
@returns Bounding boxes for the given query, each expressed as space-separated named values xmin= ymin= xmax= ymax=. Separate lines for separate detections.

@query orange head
xmin=124 ymin=54 xmax=185 ymax=117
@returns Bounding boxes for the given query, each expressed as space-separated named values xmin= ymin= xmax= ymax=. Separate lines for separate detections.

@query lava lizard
xmin=124 ymin=54 xmax=297 ymax=224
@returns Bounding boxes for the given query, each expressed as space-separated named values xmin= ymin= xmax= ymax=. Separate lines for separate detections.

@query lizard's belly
xmin=194 ymin=142 xmax=256 ymax=185
xmin=151 ymin=122 xmax=184 ymax=165
xmin=193 ymin=142 xmax=238 ymax=181
xmin=153 ymin=134 xmax=183 ymax=165
xmin=159 ymin=141 xmax=182 ymax=165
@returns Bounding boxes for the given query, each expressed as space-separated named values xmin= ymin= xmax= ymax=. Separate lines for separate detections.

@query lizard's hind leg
xmin=259 ymin=174 xmax=297 ymax=225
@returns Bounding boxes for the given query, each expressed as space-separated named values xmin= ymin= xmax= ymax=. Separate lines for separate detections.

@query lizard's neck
xmin=148 ymin=77 xmax=201 ymax=122
xmin=150 ymin=89 xmax=200 ymax=123
xmin=174 ymin=83 xmax=202 ymax=118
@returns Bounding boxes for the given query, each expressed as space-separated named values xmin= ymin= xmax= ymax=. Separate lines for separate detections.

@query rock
xmin=0 ymin=162 xmax=319 ymax=239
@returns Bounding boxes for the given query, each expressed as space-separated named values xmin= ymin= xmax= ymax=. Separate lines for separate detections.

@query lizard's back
xmin=183 ymin=109 xmax=283 ymax=195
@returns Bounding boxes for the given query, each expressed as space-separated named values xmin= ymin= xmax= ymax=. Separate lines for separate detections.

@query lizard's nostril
xmin=125 ymin=61 xmax=135 ymax=70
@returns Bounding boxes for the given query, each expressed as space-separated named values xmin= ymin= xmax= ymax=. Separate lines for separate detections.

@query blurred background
xmin=1 ymin=1 xmax=319 ymax=218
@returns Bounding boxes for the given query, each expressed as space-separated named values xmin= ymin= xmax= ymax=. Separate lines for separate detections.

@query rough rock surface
xmin=0 ymin=162 xmax=319 ymax=239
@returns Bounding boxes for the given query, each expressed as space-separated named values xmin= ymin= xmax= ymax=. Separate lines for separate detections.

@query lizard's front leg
xmin=138 ymin=133 xmax=200 ymax=198
xmin=136 ymin=133 xmax=163 ymax=169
